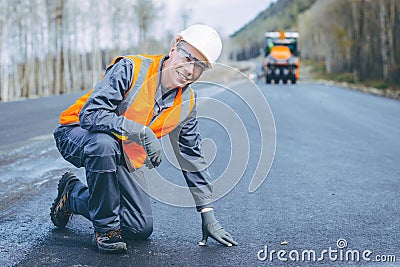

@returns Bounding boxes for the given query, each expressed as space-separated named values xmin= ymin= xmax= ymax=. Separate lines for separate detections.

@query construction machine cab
xmin=263 ymin=31 xmax=300 ymax=84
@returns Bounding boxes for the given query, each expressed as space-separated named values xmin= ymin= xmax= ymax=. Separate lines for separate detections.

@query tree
xmin=55 ymin=0 xmax=64 ymax=94
xmin=133 ymin=0 xmax=158 ymax=51
xmin=379 ymin=0 xmax=389 ymax=81
xmin=0 ymin=0 xmax=10 ymax=101
xmin=298 ymin=0 xmax=400 ymax=84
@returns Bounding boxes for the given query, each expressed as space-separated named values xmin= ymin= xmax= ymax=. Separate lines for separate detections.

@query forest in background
xmin=0 ymin=0 xmax=167 ymax=102
xmin=299 ymin=0 xmax=400 ymax=86
xmin=231 ymin=0 xmax=400 ymax=89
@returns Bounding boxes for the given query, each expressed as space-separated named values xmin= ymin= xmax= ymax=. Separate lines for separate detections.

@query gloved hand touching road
xmin=129 ymin=125 xmax=162 ymax=169
xmin=199 ymin=209 xmax=238 ymax=247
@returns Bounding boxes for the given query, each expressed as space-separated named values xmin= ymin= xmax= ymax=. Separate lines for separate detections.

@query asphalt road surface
xmin=0 ymin=76 xmax=399 ymax=266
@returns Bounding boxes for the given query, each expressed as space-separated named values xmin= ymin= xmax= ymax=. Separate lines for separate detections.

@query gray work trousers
xmin=53 ymin=125 xmax=153 ymax=239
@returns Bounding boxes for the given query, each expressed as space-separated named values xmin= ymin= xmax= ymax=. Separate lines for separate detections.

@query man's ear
xmin=169 ymin=35 xmax=181 ymax=57
xmin=170 ymin=35 xmax=182 ymax=49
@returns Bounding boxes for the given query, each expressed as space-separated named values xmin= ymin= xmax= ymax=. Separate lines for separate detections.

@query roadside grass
xmin=303 ymin=60 xmax=400 ymax=100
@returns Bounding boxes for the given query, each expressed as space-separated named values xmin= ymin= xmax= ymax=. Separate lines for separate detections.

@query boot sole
xmin=97 ymin=242 xmax=128 ymax=254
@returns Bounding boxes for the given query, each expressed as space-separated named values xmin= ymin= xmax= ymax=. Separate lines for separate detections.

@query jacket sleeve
xmin=169 ymin=101 xmax=214 ymax=211
xmin=79 ymin=58 xmax=142 ymax=137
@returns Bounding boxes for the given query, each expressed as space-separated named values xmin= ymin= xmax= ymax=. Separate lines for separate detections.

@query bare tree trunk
xmin=55 ymin=0 xmax=63 ymax=94
xmin=379 ymin=0 xmax=389 ymax=81
xmin=36 ymin=0 xmax=46 ymax=97
xmin=90 ymin=0 xmax=99 ymax=85
xmin=81 ymin=53 xmax=87 ymax=90
xmin=1 ymin=66 xmax=9 ymax=102
xmin=62 ymin=0 xmax=72 ymax=93
xmin=0 ymin=0 xmax=9 ymax=101
xmin=71 ymin=52 xmax=80 ymax=91
xmin=357 ymin=0 xmax=365 ymax=80
xmin=62 ymin=38 xmax=71 ymax=93
xmin=91 ymin=49 xmax=99 ymax=85
xmin=387 ymin=0 xmax=396 ymax=80
xmin=112 ymin=1 xmax=121 ymax=58
xmin=71 ymin=0 xmax=80 ymax=92
xmin=26 ymin=7 xmax=35 ymax=98
xmin=63 ymin=47 xmax=71 ymax=93
xmin=351 ymin=0 xmax=361 ymax=82
xmin=38 ymin=58 xmax=46 ymax=96
xmin=36 ymin=19 xmax=44 ymax=97
xmin=39 ymin=0 xmax=49 ymax=97
xmin=134 ymin=0 xmax=158 ymax=52
xmin=45 ymin=0 xmax=55 ymax=96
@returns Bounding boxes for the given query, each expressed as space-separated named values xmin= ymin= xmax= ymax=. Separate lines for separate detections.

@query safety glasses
xmin=176 ymin=42 xmax=209 ymax=74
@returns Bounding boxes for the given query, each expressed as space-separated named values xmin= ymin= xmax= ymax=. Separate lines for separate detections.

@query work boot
xmin=50 ymin=172 xmax=79 ymax=228
xmin=94 ymin=229 xmax=127 ymax=254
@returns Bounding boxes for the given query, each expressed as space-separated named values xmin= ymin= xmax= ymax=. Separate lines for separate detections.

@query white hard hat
xmin=178 ymin=24 xmax=222 ymax=68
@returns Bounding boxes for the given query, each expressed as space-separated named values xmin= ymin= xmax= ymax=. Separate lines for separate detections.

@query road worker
xmin=50 ymin=24 xmax=237 ymax=254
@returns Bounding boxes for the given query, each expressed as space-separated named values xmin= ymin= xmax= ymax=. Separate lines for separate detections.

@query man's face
xmin=165 ymin=41 xmax=209 ymax=88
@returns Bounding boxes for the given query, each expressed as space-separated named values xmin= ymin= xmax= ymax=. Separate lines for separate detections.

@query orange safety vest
xmin=59 ymin=54 xmax=195 ymax=169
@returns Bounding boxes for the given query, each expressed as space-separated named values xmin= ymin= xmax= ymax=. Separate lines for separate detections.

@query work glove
xmin=129 ymin=126 xmax=162 ymax=169
xmin=199 ymin=210 xmax=238 ymax=247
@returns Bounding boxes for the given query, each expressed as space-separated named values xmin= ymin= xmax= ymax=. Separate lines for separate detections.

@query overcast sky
xmin=157 ymin=0 xmax=277 ymax=38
